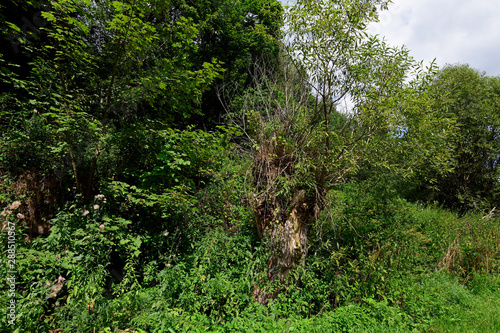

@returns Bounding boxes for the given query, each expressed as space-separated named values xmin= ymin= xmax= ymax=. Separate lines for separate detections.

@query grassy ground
xmin=183 ymin=273 xmax=500 ymax=332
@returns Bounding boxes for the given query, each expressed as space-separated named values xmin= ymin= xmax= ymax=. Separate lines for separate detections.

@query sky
xmin=367 ymin=0 xmax=500 ymax=76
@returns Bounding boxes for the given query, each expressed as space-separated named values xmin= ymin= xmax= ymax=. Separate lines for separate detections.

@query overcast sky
xmin=367 ymin=0 xmax=500 ymax=76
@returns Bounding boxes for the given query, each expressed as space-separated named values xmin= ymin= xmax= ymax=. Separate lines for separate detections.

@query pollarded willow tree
xmin=226 ymin=0 xmax=456 ymax=301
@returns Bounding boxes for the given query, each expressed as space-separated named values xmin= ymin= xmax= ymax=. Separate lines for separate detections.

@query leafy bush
xmin=304 ymin=179 xmax=500 ymax=311
xmin=0 ymin=194 xmax=142 ymax=331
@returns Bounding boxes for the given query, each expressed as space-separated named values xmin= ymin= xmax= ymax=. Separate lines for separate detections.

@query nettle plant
xmin=5 ymin=193 xmax=141 ymax=330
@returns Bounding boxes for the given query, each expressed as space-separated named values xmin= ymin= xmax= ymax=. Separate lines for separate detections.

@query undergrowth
xmin=1 ymin=174 xmax=499 ymax=332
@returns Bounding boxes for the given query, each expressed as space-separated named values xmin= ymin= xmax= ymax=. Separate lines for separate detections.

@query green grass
xmin=429 ymin=274 xmax=500 ymax=332
xmin=90 ymin=272 xmax=498 ymax=332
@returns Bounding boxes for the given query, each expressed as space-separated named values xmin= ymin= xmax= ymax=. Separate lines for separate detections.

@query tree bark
xmin=253 ymin=179 xmax=319 ymax=303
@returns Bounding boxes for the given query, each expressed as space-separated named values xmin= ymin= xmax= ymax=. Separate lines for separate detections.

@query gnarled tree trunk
xmin=252 ymin=153 xmax=321 ymax=303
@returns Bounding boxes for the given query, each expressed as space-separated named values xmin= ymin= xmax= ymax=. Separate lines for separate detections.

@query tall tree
xmin=181 ymin=0 xmax=284 ymax=126
xmin=423 ymin=64 xmax=500 ymax=211
xmin=0 ymin=0 xmax=223 ymax=199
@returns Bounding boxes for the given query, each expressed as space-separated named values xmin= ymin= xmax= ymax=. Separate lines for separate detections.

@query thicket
xmin=0 ymin=0 xmax=499 ymax=332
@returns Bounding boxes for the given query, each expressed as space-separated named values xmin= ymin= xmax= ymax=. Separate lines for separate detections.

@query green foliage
xmin=421 ymin=64 xmax=500 ymax=211
xmin=35 ymin=272 xmax=498 ymax=332
xmin=1 ymin=0 xmax=225 ymax=201
xmin=0 ymin=194 xmax=140 ymax=331
xmin=194 ymin=154 xmax=255 ymax=236
xmin=1 ymin=1 xmax=499 ymax=332
xmin=304 ymin=179 xmax=500 ymax=309
xmin=184 ymin=0 xmax=284 ymax=123
xmin=139 ymin=126 xmax=236 ymax=190
xmin=0 ymin=111 xmax=57 ymax=173
xmin=156 ymin=228 xmax=265 ymax=317
xmin=2 ymin=159 xmax=499 ymax=332
xmin=279 ymin=0 xmax=456 ymax=195
xmin=236 ymin=1 xmax=456 ymax=238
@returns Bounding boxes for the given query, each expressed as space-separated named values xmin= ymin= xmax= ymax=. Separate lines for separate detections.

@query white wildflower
xmin=93 ymin=204 xmax=99 ymax=210
xmin=82 ymin=210 xmax=90 ymax=216
xmin=16 ymin=213 xmax=25 ymax=219
xmin=1 ymin=209 xmax=12 ymax=216
xmin=9 ymin=201 xmax=21 ymax=210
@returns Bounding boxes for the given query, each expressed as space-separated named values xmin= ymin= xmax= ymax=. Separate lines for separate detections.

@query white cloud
xmin=368 ymin=0 xmax=500 ymax=76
